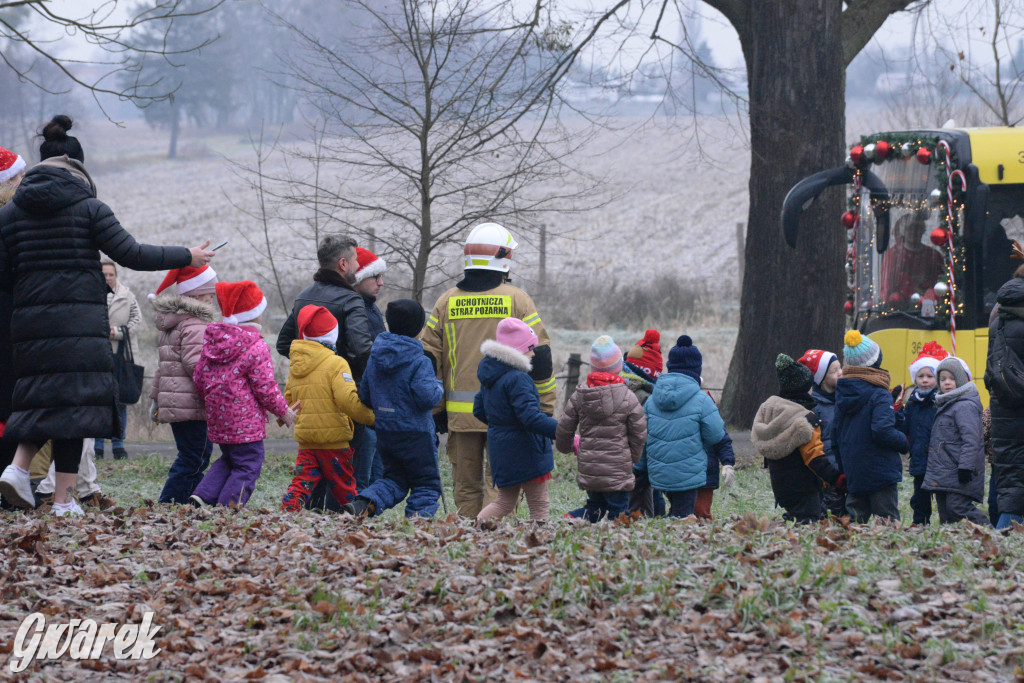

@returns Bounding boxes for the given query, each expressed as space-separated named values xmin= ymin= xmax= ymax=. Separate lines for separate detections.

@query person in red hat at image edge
xmin=280 ymin=305 xmax=375 ymax=512
xmin=799 ymin=348 xmax=846 ymax=518
xmin=190 ymin=281 xmax=298 ymax=507
xmin=0 ymin=145 xmax=26 ymax=509
xmin=148 ymin=264 xmax=220 ymax=504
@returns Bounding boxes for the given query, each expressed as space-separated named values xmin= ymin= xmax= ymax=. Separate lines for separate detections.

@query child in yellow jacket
xmin=281 ymin=306 xmax=374 ymax=512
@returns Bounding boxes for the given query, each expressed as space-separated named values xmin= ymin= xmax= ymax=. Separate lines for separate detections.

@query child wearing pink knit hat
xmin=473 ymin=318 xmax=558 ymax=521
xmin=556 ymin=335 xmax=647 ymax=521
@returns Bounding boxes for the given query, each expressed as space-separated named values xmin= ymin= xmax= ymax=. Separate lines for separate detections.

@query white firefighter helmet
xmin=463 ymin=222 xmax=519 ymax=272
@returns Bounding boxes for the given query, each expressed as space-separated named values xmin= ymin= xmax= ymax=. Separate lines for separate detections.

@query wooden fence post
xmin=564 ymin=353 xmax=582 ymax=408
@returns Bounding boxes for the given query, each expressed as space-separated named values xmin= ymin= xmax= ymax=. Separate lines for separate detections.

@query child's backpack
xmin=985 ymin=318 xmax=1024 ymax=408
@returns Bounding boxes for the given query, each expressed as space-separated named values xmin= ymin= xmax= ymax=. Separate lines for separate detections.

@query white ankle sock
xmin=54 ymin=501 xmax=73 ymax=511
xmin=13 ymin=465 xmax=28 ymax=475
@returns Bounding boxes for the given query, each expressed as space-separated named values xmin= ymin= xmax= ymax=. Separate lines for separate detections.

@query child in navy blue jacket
xmin=834 ymin=331 xmax=909 ymax=523
xmin=343 ymin=300 xmax=444 ymax=518
xmin=474 ymin=317 xmax=558 ymax=521
xmin=799 ymin=349 xmax=845 ymax=517
xmin=896 ymin=342 xmax=948 ymax=525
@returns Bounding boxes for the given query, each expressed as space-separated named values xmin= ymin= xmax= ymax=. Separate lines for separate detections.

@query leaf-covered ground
xmin=2 ymin=451 xmax=1024 ymax=681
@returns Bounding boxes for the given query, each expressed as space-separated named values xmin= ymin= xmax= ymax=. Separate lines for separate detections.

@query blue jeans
xmin=352 ymin=425 xmax=381 ymax=492
xmin=159 ymin=420 xmax=214 ymax=504
xmin=996 ymin=513 xmax=1023 ymax=530
xmin=359 ymin=430 xmax=441 ymax=518
xmin=568 ymin=491 xmax=630 ymax=522
xmin=95 ymin=404 xmax=128 ymax=452
xmin=665 ymin=489 xmax=698 ymax=518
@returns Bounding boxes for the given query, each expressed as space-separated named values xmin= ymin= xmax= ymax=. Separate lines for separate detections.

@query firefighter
xmin=421 ymin=222 xmax=556 ymax=518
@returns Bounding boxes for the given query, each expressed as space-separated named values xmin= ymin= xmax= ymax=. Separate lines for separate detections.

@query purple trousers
xmin=191 ymin=441 xmax=265 ymax=507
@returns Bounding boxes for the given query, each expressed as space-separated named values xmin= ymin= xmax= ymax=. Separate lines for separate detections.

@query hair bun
xmin=42 ymin=115 xmax=73 ymax=141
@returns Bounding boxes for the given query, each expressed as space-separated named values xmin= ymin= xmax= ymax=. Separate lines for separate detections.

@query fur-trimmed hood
xmin=152 ymin=293 xmax=217 ymax=331
xmin=480 ymin=339 xmax=533 ymax=373
xmin=751 ymin=395 xmax=815 ymax=461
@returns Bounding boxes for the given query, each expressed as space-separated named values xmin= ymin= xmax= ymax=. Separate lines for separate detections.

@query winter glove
xmin=528 ymin=344 xmax=553 ymax=382
xmin=834 ymin=473 xmax=847 ymax=493
xmin=572 ymin=435 xmax=581 ymax=456
xmin=149 ymin=400 xmax=159 ymax=424
xmin=958 ymin=468 xmax=973 ymax=484
xmin=433 ymin=410 xmax=448 ymax=435
xmin=720 ymin=465 xmax=736 ymax=488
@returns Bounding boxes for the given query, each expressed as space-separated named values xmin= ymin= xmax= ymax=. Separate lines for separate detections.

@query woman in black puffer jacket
xmin=0 ymin=115 xmax=215 ymax=515
xmin=990 ymin=270 xmax=1024 ymax=528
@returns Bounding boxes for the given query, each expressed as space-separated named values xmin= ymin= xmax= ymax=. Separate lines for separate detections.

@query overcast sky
xmin=25 ymin=0 xmax=1001 ymax=79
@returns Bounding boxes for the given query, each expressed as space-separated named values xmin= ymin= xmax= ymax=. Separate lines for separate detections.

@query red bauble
xmin=930 ymin=227 xmax=949 ymax=246
xmin=841 ymin=211 xmax=857 ymax=228
xmin=888 ymin=292 xmax=903 ymax=304
xmin=850 ymin=145 xmax=866 ymax=165
xmin=916 ymin=147 xmax=932 ymax=165
xmin=844 ymin=301 xmax=854 ymax=314
xmin=874 ymin=140 xmax=891 ymax=161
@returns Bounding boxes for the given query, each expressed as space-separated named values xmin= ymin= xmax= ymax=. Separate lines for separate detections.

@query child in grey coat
xmin=923 ymin=357 xmax=989 ymax=526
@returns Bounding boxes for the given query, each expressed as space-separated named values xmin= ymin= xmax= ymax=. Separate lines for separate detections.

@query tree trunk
xmin=168 ymin=102 xmax=181 ymax=160
xmin=720 ymin=0 xmax=846 ymax=428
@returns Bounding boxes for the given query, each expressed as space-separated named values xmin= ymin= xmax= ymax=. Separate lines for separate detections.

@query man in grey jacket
xmin=277 ymin=235 xmax=374 ymax=510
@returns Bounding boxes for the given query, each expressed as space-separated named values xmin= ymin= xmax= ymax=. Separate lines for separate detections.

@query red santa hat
xmin=353 ymin=247 xmax=386 ymax=284
xmin=148 ymin=264 xmax=218 ymax=300
xmin=625 ymin=329 xmax=663 ymax=379
xmin=798 ymin=349 xmax=838 ymax=386
xmin=909 ymin=341 xmax=950 ymax=380
xmin=215 ymin=281 xmax=267 ymax=324
xmin=297 ymin=305 xmax=339 ymax=346
xmin=0 ymin=147 xmax=26 ymax=185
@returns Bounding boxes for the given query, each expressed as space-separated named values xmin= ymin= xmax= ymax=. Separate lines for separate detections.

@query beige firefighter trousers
xmin=446 ymin=431 xmax=498 ymax=518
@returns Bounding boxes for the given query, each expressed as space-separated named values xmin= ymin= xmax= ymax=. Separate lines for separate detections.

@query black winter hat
xmin=667 ymin=335 xmax=702 ymax=382
xmin=386 ymin=299 xmax=426 ymax=338
xmin=776 ymin=353 xmax=813 ymax=396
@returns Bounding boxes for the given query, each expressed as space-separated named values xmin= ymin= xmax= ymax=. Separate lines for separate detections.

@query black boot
xmin=113 ymin=448 xmax=127 ymax=460
xmin=341 ymin=496 xmax=374 ymax=517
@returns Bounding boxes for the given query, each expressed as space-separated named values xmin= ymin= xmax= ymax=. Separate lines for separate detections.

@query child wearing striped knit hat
xmin=556 ymin=336 xmax=648 ymax=521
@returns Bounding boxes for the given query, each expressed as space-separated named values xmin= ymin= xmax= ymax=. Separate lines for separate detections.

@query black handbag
xmin=114 ymin=328 xmax=145 ymax=405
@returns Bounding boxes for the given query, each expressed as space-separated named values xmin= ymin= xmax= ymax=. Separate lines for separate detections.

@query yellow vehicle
xmin=782 ymin=127 xmax=1024 ymax=401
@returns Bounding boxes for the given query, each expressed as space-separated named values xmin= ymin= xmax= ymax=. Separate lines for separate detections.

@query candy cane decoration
xmin=936 ymin=140 xmax=965 ymax=355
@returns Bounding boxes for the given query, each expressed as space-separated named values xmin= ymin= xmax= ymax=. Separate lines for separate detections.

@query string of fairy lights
xmin=841 ymin=134 xmax=967 ymax=344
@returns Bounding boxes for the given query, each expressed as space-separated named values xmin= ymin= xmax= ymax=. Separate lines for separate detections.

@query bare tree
xmin=560 ymin=0 xmax=931 ymax=426
xmin=248 ymin=0 xmax=610 ymax=302
xmin=0 ymin=0 xmax=224 ymax=116
xmin=913 ymin=0 xmax=1024 ymax=126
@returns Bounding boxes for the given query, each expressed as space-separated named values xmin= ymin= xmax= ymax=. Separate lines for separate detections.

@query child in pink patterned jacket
xmin=191 ymin=281 xmax=297 ymax=507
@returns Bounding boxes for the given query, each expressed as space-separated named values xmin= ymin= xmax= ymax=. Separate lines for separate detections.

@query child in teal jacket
xmin=638 ymin=336 xmax=726 ymax=517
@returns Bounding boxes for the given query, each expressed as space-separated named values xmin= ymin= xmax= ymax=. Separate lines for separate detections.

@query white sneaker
xmin=0 ymin=465 xmax=34 ymax=509
xmin=189 ymin=494 xmax=206 ymax=508
xmin=53 ymin=500 xmax=84 ymax=517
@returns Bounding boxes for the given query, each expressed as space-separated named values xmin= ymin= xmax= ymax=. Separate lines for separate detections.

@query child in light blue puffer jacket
xmin=637 ymin=335 xmax=726 ymax=518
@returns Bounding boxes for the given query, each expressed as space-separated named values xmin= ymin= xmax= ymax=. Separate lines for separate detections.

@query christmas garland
xmin=841 ymin=133 xmax=967 ymax=333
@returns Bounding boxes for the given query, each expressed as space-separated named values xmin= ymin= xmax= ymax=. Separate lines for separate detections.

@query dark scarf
xmin=456 ymin=270 xmax=505 ymax=292
xmin=313 ymin=267 xmax=355 ymax=290
xmin=779 ymin=389 xmax=816 ymax=410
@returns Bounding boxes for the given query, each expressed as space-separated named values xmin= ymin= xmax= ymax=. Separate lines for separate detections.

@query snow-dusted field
xmin=66 ymin=117 xmax=749 ymax=437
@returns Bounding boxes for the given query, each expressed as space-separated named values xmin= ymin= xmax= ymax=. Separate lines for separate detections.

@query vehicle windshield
xmin=980 ymin=184 xmax=1024 ymax=320
xmin=854 ymin=157 xmax=945 ymax=314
